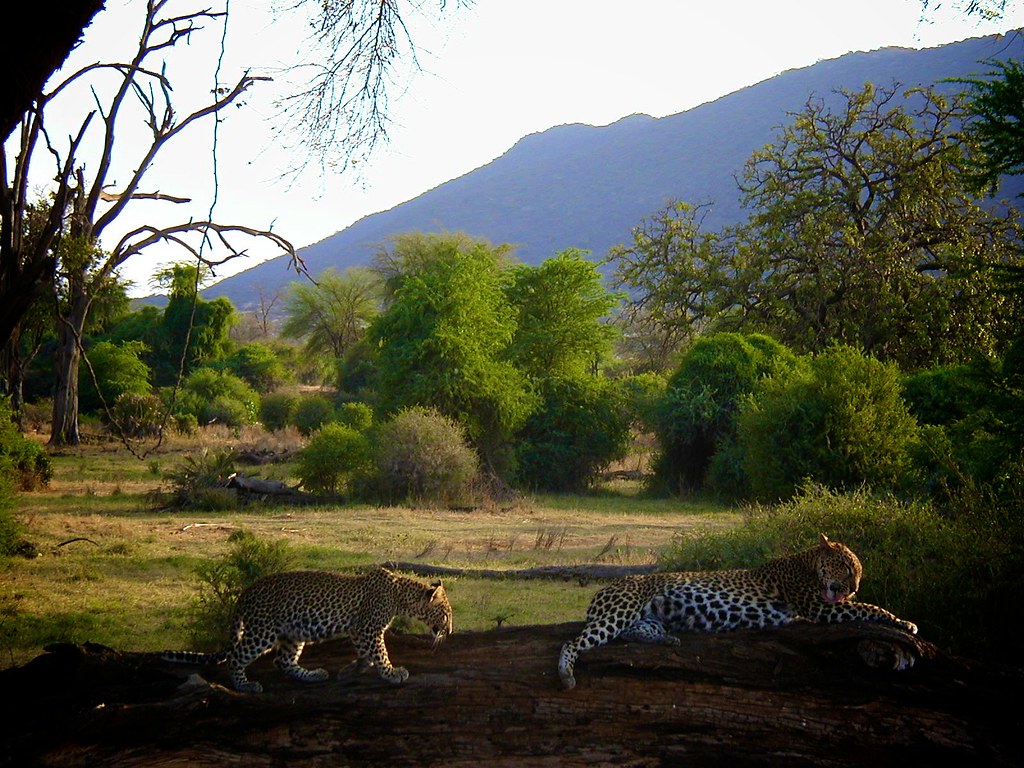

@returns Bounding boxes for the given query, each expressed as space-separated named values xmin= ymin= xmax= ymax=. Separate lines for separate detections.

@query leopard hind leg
xmin=274 ymin=637 xmax=329 ymax=683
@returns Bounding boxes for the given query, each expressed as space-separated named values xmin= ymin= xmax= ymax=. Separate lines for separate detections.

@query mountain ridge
xmin=195 ymin=32 xmax=1023 ymax=311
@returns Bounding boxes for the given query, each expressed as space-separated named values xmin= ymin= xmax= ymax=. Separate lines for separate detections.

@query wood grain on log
xmin=1 ymin=622 xmax=1020 ymax=767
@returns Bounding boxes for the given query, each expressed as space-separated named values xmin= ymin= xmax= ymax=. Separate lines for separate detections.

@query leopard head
xmin=815 ymin=533 xmax=862 ymax=604
xmin=420 ymin=580 xmax=453 ymax=647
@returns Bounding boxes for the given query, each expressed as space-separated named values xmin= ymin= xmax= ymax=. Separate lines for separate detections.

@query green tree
xmin=505 ymin=249 xmax=621 ymax=378
xmin=515 ymin=375 xmax=632 ymax=492
xmin=733 ymin=83 xmax=1022 ymax=368
xmin=281 ymin=267 xmax=381 ymax=365
xmin=176 ymin=368 xmax=259 ymax=428
xmin=369 ymin=233 xmax=534 ymax=468
xmin=655 ymin=333 xmax=798 ymax=493
xmin=606 ymin=201 xmax=727 ymax=371
xmin=78 ymin=340 xmax=151 ymax=415
xmin=150 ymin=264 xmax=236 ymax=387
xmin=738 ymin=346 xmax=918 ymax=500
xmin=218 ymin=342 xmax=289 ymax=394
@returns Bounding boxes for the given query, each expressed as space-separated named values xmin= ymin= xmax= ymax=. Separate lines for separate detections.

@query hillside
xmin=200 ymin=32 xmax=1023 ymax=311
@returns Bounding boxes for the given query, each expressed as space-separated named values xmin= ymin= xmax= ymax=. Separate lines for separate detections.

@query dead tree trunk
xmin=1 ymin=622 xmax=1020 ymax=767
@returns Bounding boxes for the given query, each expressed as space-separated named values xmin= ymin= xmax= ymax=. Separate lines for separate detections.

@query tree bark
xmin=2 ymin=622 xmax=1020 ymax=767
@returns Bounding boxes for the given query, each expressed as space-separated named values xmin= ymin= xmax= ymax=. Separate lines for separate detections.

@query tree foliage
xmin=611 ymin=84 xmax=1024 ymax=372
xmin=738 ymin=346 xmax=918 ymax=500
xmin=369 ymin=233 xmax=533 ymax=465
xmin=505 ymin=248 xmax=620 ymax=378
xmin=607 ymin=201 xmax=726 ymax=370
xmin=732 ymin=83 xmax=1021 ymax=367
xmin=655 ymin=333 xmax=798 ymax=493
xmin=281 ymin=267 xmax=380 ymax=362
xmin=515 ymin=375 xmax=631 ymax=492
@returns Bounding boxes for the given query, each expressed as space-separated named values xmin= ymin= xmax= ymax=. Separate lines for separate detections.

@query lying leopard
xmin=558 ymin=534 xmax=917 ymax=689
xmin=162 ymin=566 xmax=452 ymax=693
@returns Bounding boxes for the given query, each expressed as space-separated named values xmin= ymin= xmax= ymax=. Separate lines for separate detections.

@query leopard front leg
xmin=558 ymin=616 xmax=625 ymax=690
xmin=813 ymin=601 xmax=918 ymax=634
xmin=274 ymin=638 xmax=330 ymax=683
xmin=352 ymin=628 xmax=409 ymax=684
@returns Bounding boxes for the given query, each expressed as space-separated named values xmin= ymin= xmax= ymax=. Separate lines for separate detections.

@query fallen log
xmin=1 ymin=622 xmax=1020 ymax=767
xmin=382 ymin=560 xmax=661 ymax=582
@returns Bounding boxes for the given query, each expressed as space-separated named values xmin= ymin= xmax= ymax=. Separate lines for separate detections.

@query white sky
xmin=26 ymin=0 xmax=1024 ymax=295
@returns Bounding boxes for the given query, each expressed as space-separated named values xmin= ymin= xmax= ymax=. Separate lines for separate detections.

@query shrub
xmin=78 ymin=340 xmax=152 ymax=415
xmin=664 ymin=484 xmax=1024 ymax=661
xmin=515 ymin=375 xmax=632 ymax=491
xmin=219 ymin=342 xmax=290 ymax=393
xmin=107 ymin=392 xmax=165 ymax=438
xmin=0 ymin=396 xmax=51 ymax=491
xmin=619 ymin=371 xmax=667 ymax=433
xmin=366 ymin=406 xmax=479 ymax=505
xmin=738 ymin=345 xmax=917 ymax=500
xmin=160 ymin=448 xmax=238 ymax=510
xmin=296 ymin=423 xmax=372 ymax=494
xmin=655 ymin=332 xmax=797 ymax=493
xmin=901 ymin=365 xmax=980 ymax=426
xmin=177 ymin=368 xmax=259 ymax=427
xmin=0 ymin=466 xmax=19 ymax=558
xmin=187 ymin=529 xmax=293 ymax=649
xmin=291 ymin=393 xmax=336 ymax=436
xmin=337 ymin=401 xmax=374 ymax=432
xmin=259 ymin=391 xmax=296 ymax=432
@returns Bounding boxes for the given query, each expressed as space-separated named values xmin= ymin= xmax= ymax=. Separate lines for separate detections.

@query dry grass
xmin=1 ymin=428 xmax=742 ymax=667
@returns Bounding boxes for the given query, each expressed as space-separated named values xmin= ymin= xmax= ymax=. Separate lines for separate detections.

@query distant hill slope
xmin=199 ymin=32 xmax=1022 ymax=311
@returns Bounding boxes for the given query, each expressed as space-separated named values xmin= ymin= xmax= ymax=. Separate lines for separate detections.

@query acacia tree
xmin=504 ymin=248 xmax=621 ymax=379
xmin=733 ymin=83 xmax=1022 ymax=367
xmin=606 ymin=201 xmax=731 ymax=371
xmin=281 ymin=267 xmax=381 ymax=362
xmin=613 ymin=84 xmax=1024 ymax=372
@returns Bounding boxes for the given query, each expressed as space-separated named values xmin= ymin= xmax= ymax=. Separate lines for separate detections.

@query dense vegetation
xmin=3 ymin=58 xmax=1023 ymax=666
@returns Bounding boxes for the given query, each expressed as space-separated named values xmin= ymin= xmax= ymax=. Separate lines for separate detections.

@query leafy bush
xmin=259 ymin=391 xmax=296 ymax=432
xmin=107 ymin=392 xmax=165 ymax=438
xmin=177 ymin=368 xmax=259 ymax=427
xmin=0 ymin=466 xmax=19 ymax=558
xmin=291 ymin=393 xmax=336 ymax=436
xmin=665 ymin=484 xmax=1023 ymax=661
xmin=79 ymin=340 xmax=152 ymax=415
xmin=187 ymin=529 xmax=293 ymax=649
xmin=515 ymin=375 xmax=632 ymax=491
xmin=655 ymin=332 xmax=797 ymax=492
xmin=296 ymin=423 xmax=372 ymax=494
xmin=738 ymin=345 xmax=917 ymax=500
xmin=619 ymin=371 xmax=667 ymax=433
xmin=219 ymin=342 xmax=290 ymax=393
xmin=365 ymin=406 xmax=479 ymax=505
xmin=901 ymin=364 xmax=980 ymax=426
xmin=160 ymin=448 xmax=238 ymax=510
xmin=337 ymin=401 xmax=374 ymax=432
xmin=0 ymin=396 xmax=52 ymax=491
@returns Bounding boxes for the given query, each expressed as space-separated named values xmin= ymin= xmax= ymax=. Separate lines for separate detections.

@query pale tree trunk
xmin=50 ymin=284 xmax=90 ymax=446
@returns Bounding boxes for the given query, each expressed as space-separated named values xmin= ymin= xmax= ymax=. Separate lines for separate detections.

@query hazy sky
xmin=34 ymin=0 xmax=1024 ymax=294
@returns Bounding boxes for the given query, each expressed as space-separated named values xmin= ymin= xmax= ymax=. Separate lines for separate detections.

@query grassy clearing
xmin=1 ymin=435 xmax=741 ymax=667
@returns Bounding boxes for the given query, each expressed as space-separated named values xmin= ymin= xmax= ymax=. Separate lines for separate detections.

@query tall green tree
xmin=369 ymin=233 xmax=534 ymax=468
xmin=733 ymin=83 xmax=1022 ymax=368
xmin=149 ymin=264 xmax=236 ymax=387
xmin=505 ymin=248 xmax=621 ymax=378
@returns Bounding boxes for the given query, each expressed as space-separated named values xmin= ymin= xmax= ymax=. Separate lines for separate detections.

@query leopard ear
xmin=429 ymin=582 xmax=446 ymax=601
xmin=819 ymin=533 xmax=833 ymax=549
